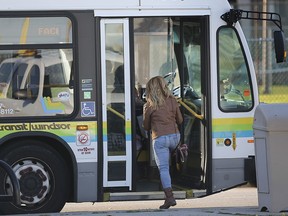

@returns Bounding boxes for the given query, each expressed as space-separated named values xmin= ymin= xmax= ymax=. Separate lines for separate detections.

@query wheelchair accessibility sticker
xmin=81 ymin=102 xmax=95 ymax=117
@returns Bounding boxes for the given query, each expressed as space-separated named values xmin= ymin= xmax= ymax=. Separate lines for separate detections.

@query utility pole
xmin=262 ymin=0 xmax=272 ymax=94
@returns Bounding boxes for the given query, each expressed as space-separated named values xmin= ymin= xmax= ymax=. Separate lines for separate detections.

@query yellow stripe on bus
xmin=212 ymin=117 xmax=253 ymax=125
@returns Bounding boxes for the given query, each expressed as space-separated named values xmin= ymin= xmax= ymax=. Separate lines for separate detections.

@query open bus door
xmin=100 ymin=19 xmax=132 ymax=190
xmin=99 ymin=16 xmax=210 ymax=198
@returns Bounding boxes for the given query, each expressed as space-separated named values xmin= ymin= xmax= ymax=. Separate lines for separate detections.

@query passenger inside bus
xmin=107 ymin=65 xmax=126 ymax=152
xmin=112 ymin=65 xmax=124 ymax=93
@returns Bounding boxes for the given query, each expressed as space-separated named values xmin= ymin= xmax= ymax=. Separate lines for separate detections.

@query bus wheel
xmin=0 ymin=140 xmax=70 ymax=215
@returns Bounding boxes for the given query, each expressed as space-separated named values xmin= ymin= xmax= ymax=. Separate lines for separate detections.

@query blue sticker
xmin=81 ymin=102 xmax=95 ymax=117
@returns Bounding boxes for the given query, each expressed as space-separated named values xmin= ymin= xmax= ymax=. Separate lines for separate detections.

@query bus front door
xmin=100 ymin=19 xmax=132 ymax=190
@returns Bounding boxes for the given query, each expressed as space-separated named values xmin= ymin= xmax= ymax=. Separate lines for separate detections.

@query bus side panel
xmin=73 ymin=11 xmax=99 ymax=201
xmin=77 ymin=162 xmax=98 ymax=201
xmin=212 ymin=158 xmax=244 ymax=191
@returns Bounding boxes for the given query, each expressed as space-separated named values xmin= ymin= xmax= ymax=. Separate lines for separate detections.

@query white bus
xmin=0 ymin=0 xmax=285 ymax=214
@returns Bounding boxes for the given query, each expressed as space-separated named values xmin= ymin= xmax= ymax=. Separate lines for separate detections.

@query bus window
xmin=0 ymin=16 xmax=74 ymax=117
xmin=217 ymin=27 xmax=254 ymax=112
xmin=0 ymin=48 xmax=74 ymax=117
xmin=0 ymin=17 xmax=72 ymax=45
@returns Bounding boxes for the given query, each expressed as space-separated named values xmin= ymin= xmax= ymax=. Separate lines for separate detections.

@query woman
xmin=143 ymin=76 xmax=183 ymax=209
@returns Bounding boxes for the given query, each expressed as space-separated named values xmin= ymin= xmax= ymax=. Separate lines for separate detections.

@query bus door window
xmin=109 ymin=64 xmax=126 ymax=148
xmin=217 ymin=27 xmax=254 ymax=112
xmin=104 ymin=24 xmax=125 ymax=127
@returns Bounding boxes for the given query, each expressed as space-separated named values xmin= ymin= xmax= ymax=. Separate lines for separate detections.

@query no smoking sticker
xmin=77 ymin=132 xmax=90 ymax=146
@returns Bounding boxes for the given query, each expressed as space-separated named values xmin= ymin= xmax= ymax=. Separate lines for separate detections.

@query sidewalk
xmin=12 ymin=185 xmax=288 ymax=216
xmin=58 ymin=185 xmax=288 ymax=216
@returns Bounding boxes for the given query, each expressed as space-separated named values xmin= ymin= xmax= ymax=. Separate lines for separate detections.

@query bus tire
xmin=0 ymin=140 xmax=70 ymax=215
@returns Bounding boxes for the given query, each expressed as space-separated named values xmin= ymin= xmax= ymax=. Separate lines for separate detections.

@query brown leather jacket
xmin=143 ymin=96 xmax=183 ymax=140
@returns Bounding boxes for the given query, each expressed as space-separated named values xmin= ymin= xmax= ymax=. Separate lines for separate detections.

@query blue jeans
xmin=153 ymin=133 xmax=180 ymax=189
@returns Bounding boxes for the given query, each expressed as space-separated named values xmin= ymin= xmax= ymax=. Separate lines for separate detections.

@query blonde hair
xmin=146 ymin=76 xmax=172 ymax=110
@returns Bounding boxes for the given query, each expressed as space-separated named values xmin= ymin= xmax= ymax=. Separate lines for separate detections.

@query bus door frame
xmin=100 ymin=18 xmax=132 ymax=190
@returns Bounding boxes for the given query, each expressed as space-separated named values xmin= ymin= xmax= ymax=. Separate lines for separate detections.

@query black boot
xmin=159 ymin=187 xmax=176 ymax=209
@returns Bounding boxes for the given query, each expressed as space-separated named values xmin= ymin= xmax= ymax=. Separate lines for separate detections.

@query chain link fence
xmin=247 ymin=37 xmax=288 ymax=103
xmin=229 ymin=0 xmax=288 ymax=104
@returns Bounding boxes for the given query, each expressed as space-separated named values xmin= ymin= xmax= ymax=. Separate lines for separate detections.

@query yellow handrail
xmin=106 ymin=98 xmax=203 ymax=121
xmin=177 ymin=98 xmax=204 ymax=120
xmin=107 ymin=105 xmax=125 ymax=120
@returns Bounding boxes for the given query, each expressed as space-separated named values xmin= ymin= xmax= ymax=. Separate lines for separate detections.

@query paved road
xmin=11 ymin=185 xmax=288 ymax=216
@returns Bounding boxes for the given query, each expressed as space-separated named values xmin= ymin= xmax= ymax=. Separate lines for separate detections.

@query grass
xmin=258 ymin=85 xmax=288 ymax=103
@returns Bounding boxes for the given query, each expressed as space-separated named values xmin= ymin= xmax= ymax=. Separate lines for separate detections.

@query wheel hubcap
xmin=6 ymin=160 xmax=50 ymax=205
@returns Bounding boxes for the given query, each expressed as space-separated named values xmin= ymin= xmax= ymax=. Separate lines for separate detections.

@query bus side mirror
xmin=274 ymin=30 xmax=286 ymax=63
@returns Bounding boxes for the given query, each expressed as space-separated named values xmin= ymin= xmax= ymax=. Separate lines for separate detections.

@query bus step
xmin=109 ymin=191 xmax=186 ymax=201
xmin=192 ymin=189 xmax=207 ymax=198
